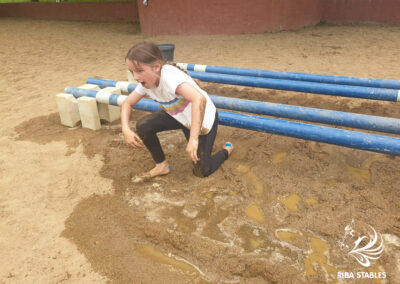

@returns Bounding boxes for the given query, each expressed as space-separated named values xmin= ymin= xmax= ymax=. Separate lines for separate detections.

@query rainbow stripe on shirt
xmin=157 ymin=97 xmax=191 ymax=116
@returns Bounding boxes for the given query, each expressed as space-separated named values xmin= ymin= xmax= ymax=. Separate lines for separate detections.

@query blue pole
xmin=218 ymin=110 xmax=400 ymax=156
xmin=209 ymin=95 xmax=400 ymax=135
xmin=85 ymin=78 xmax=400 ymax=135
xmin=178 ymin=63 xmax=400 ymax=90
xmin=187 ymin=71 xmax=400 ymax=102
xmin=64 ymin=87 xmax=160 ymax=112
xmin=87 ymin=77 xmax=400 ymax=102
xmin=64 ymin=86 xmax=400 ymax=156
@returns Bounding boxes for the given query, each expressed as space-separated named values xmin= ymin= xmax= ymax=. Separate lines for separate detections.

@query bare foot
xmin=140 ymin=161 xmax=170 ymax=181
xmin=223 ymin=142 xmax=234 ymax=156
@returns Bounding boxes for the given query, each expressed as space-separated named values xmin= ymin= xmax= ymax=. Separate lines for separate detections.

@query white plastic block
xmin=78 ymin=84 xmax=101 ymax=91
xmin=77 ymin=97 xmax=101 ymax=130
xmin=97 ymin=87 xmax=121 ymax=122
xmin=56 ymin=93 xmax=81 ymax=127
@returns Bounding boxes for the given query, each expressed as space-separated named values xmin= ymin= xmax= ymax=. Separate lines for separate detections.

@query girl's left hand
xmin=186 ymin=138 xmax=199 ymax=164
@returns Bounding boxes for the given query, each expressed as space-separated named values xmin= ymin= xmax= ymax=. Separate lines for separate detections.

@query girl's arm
xmin=176 ymin=82 xmax=207 ymax=164
xmin=121 ymin=90 xmax=144 ymax=148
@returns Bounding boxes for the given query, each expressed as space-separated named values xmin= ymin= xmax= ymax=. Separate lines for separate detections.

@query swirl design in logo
xmin=346 ymin=224 xmax=384 ymax=267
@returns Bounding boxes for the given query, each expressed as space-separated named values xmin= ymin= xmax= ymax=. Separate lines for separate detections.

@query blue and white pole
xmin=177 ymin=63 xmax=400 ymax=90
xmin=186 ymin=71 xmax=400 ymax=102
xmin=85 ymin=78 xmax=400 ymax=135
xmin=210 ymin=95 xmax=400 ymax=135
xmin=64 ymin=87 xmax=160 ymax=112
xmin=87 ymin=77 xmax=400 ymax=103
xmin=64 ymin=86 xmax=400 ymax=156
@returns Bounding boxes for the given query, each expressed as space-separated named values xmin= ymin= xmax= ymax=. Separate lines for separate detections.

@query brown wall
xmin=138 ymin=0 xmax=323 ymax=35
xmin=0 ymin=2 xmax=139 ymax=22
xmin=322 ymin=0 xmax=400 ymax=25
xmin=1 ymin=0 xmax=400 ymax=34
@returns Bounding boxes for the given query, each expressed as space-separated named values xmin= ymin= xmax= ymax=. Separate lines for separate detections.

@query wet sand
xmin=0 ymin=18 xmax=399 ymax=283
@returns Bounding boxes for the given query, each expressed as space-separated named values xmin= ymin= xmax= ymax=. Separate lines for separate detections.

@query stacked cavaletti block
xmin=56 ymin=75 xmax=135 ymax=130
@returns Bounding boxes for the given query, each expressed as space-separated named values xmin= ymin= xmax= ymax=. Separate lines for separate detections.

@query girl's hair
xmin=126 ymin=42 xmax=198 ymax=81
xmin=125 ymin=42 xmax=166 ymax=67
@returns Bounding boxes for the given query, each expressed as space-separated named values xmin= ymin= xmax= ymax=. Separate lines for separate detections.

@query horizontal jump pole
xmin=64 ymin=86 xmax=400 ymax=156
xmin=177 ymin=63 xmax=400 ymax=90
xmin=87 ymin=77 xmax=400 ymax=103
xmin=186 ymin=71 xmax=400 ymax=102
xmin=86 ymin=78 xmax=400 ymax=135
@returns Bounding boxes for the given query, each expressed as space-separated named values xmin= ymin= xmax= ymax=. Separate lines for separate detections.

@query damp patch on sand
xmin=16 ymin=112 xmax=400 ymax=283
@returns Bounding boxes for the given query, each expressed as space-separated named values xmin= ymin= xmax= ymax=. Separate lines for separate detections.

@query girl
xmin=121 ymin=42 xmax=233 ymax=179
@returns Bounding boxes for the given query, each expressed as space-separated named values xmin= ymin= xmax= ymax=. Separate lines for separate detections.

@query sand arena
xmin=0 ymin=18 xmax=399 ymax=283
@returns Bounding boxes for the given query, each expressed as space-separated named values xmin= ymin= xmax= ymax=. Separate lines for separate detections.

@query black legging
xmin=136 ymin=110 xmax=228 ymax=177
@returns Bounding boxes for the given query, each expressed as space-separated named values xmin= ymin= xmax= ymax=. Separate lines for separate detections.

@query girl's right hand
xmin=123 ymin=129 xmax=144 ymax=148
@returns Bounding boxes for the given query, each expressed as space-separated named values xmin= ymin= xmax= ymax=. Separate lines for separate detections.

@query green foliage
xmin=0 ymin=0 xmax=31 ymax=2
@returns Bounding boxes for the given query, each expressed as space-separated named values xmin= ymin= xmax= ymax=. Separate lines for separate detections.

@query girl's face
xmin=126 ymin=59 xmax=161 ymax=89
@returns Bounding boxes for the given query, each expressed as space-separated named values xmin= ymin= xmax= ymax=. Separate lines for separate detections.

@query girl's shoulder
xmin=162 ymin=64 xmax=187 ymax=76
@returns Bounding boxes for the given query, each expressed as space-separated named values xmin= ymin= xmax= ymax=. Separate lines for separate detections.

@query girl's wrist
xmin=122 ymin=126 xmax=132 ymax=134
xmin=189 ymin=138 xmax=199 ymax=147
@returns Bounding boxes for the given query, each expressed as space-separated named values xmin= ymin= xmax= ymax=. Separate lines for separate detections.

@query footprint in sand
xmin=236 ymin=163 xmax=264 ymax=195
xmin=344 ymin=156 xmax=389 ymax=182
xmin=276 ymin=229 xmax=338 ymax=281
xmin=272 ymin=152 xmax=288 ymax=164
xmin=236 ymin=163 xmax=266 ymax=223
xmin=278 ymin=194 xmax=318 ymax=212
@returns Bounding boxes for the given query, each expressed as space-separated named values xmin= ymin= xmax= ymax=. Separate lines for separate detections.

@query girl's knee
xmin=136 ymin=117 xmax=151 ymax=137
xmin=192 ymin=162 xmax=212 ymax=178
xmin=201 ymin=168 xmax=212 ymax=178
